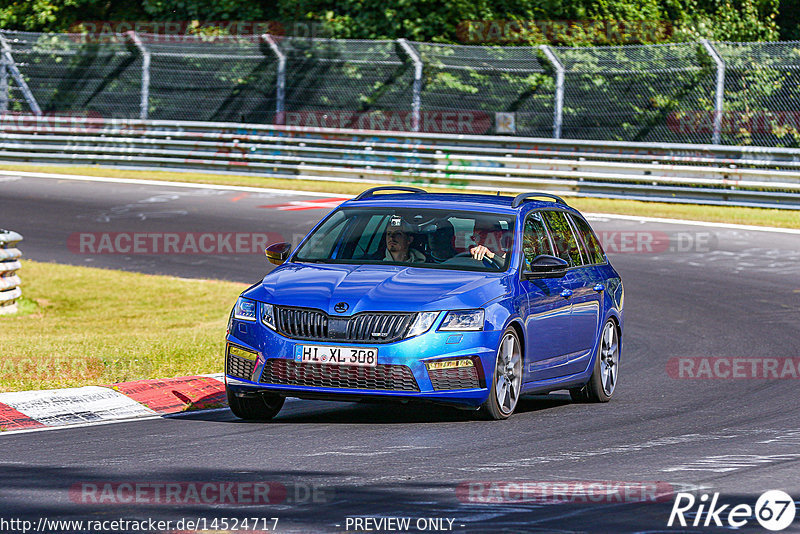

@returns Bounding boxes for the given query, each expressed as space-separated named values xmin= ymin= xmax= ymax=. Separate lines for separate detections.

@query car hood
xmin=242 ymin=263 xmax=510 ymax=314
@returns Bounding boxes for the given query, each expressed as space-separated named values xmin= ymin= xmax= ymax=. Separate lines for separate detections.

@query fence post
xmin=0 ymin=54 xmax=7 ymax=113
xmin=397 ymin=39 xmax=422 ymax=133
xmin=700 ymin=39 xmax=725 ymax=145
xmin=540 ymin=45 xmax=564 ymax=139
xmin=0 ymin=33 xmax=42 ymax=115
xmin=0 ymin=229 xmax=23 ymax=315
xmin=262 ymin=34 xmax=286 ymax=125
xmin=125 ymin=31 xmax=150 ymax=120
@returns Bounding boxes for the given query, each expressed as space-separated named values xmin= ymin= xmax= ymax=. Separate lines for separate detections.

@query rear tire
xmin=570 ymin=319 xmax=619 ymax=403
xmin=227 ymin=388 xmax=285 ymax=421
xmin=480 ymin=327 xmax=522 ymax=420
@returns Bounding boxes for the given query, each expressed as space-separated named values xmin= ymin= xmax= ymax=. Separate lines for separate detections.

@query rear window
xmin=570 ymin=215 xmax=606 ymax=265
xmin=541 ymin=210 xmax=584 ymax=267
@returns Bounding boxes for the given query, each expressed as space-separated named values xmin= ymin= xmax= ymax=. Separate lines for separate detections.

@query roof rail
xmin=354 ymin=186 xmax=426 ymax=201
xmin=511 ymin=192 xmax=567 ymax=208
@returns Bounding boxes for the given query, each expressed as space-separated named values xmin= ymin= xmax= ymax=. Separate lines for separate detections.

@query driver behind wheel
xmin=470 ymin=218 xmax=509 ymax=264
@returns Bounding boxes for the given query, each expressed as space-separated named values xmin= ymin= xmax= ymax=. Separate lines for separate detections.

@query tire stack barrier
xmin=0 ymin=229 xmax=23 ymax=315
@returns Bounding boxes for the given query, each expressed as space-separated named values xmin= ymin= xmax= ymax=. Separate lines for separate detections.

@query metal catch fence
xmin=2 ymin=31 xmax=800 ymax=147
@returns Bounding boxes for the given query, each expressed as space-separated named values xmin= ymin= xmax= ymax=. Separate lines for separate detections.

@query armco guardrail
xmin=0 ymin=229 xmax=23 ymax=315
xmin=0 ymin=116 xmax=799 ymax=209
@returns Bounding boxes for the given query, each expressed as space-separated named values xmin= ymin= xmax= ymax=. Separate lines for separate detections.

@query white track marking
xmin=0 ymin=386 xmax=157 ymax=426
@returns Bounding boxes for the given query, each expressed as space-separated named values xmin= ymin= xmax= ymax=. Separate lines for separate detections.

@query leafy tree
xmin=0 ymin=0 xmax=787 ymax=44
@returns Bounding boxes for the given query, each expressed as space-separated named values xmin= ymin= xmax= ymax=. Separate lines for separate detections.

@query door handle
xmin=560 ymin=289 xmax=573 ymax=299
xmin=593 ymin=283 xmax=605 ymax=292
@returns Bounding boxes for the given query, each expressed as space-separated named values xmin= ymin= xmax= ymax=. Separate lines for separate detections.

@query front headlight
xmin=406 ymin=311 xmax=439 ymax=338
xmin=438 ymin=309 xmax=485 ymax=331
xmin=233 ymin=297 xmax=257 ymax=321
xmin=261 ymin=302 xmax=276 ymax=330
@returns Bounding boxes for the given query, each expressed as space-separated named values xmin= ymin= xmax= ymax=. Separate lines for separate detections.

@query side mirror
xmin=523 ymin=255 xmax=569 ymax=279
xmin=265 ymin=242 xmax=292 ymax=265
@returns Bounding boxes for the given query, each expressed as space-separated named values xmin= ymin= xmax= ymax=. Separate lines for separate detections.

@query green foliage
xmin=673 ymin=0 xmax=780 ymax=41
xmin=0 ymin=0 xmax=142 ymax=32
xmin=1 ymin=0 xmax=797 ymax=147
xmin=777 ymin=0 xmax=800 ymax=40
xmin=0 ymin=0 xmax=790 ymax=44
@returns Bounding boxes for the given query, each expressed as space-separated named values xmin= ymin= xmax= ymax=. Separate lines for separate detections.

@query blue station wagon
xmin=225 ymin=187 xmax=623 ymax=420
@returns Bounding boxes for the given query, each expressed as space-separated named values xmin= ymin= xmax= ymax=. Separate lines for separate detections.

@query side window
xmin=522 ymin=212 xmax=554 ymax=268
xmin=569 ymin=215 xmax=606 ymax=265
xmin=541 ymin=211 xmax=584 ymax=267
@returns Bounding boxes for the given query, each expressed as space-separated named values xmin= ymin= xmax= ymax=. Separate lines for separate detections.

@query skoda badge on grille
xmin=334 ymin=302 xmax=349 ymax=313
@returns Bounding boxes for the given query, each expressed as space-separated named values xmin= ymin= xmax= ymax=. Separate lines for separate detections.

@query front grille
xmin=275 ymin=307 xmax=328 ymax=339
xmin=346 ymin=313 xmax=414 ymax=342
xmin=226 ymin=353 xmax=256 ymax=380
xmin=275 ymin=306 xmax=414 ymax=344
xmin=261 ymin=359 xmax=420 ymax=392
xmin=428 ymin=366 xmax=481 ymax=391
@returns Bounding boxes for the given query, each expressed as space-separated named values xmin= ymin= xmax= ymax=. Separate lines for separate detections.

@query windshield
xmin=293 ymin=207 xmax=516 ymax=272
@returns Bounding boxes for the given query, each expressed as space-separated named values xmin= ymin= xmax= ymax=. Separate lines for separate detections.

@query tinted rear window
xmin=541 ymin=210 xmax=584 ymax=267
xmin=570 ymin=215 xmax=606 ymax=265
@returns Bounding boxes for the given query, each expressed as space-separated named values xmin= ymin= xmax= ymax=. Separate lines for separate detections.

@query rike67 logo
xmin=668 ymin=490 xmax=797 ymax=531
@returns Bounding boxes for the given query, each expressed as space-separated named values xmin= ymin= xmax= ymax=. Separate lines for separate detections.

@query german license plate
xmin=294 ymin=345 xmax=378 ymax=367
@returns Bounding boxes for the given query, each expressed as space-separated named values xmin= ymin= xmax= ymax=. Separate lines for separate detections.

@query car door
xmin=519 ymin=211 xmax=573 ymax=383
xmin=568 ymin=213 xmax=609 ymax=357
xmin=541 ymin=210 xmax=602 ymax=378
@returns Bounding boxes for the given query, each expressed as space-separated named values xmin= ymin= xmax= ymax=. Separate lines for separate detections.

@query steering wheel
xmin=454 ymin=251 xmax=501 ymax=268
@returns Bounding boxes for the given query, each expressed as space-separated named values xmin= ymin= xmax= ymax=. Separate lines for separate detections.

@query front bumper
xmin=224 ymin=316 xmax=501 ymax=408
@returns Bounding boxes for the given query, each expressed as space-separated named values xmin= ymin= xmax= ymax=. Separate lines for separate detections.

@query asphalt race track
xmin=1 ymin=174 xmax=800 ymax=533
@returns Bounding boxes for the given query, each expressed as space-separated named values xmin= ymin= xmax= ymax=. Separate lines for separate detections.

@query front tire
xmin=227 ymin=388 xmax=285 ymax=421
xmin=570 ymin=319 xmax=619 ymax=403
xmin=481 ymin=327 xmax=523 ymax=420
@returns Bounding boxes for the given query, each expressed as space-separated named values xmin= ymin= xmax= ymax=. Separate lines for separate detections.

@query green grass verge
xmin=2 ymin=163 xmax=799 ymax=229
xmin=0 ymin=260 xmax=245 ymax=392
xmin=6 ymin=296 xmax=39 ymax=317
